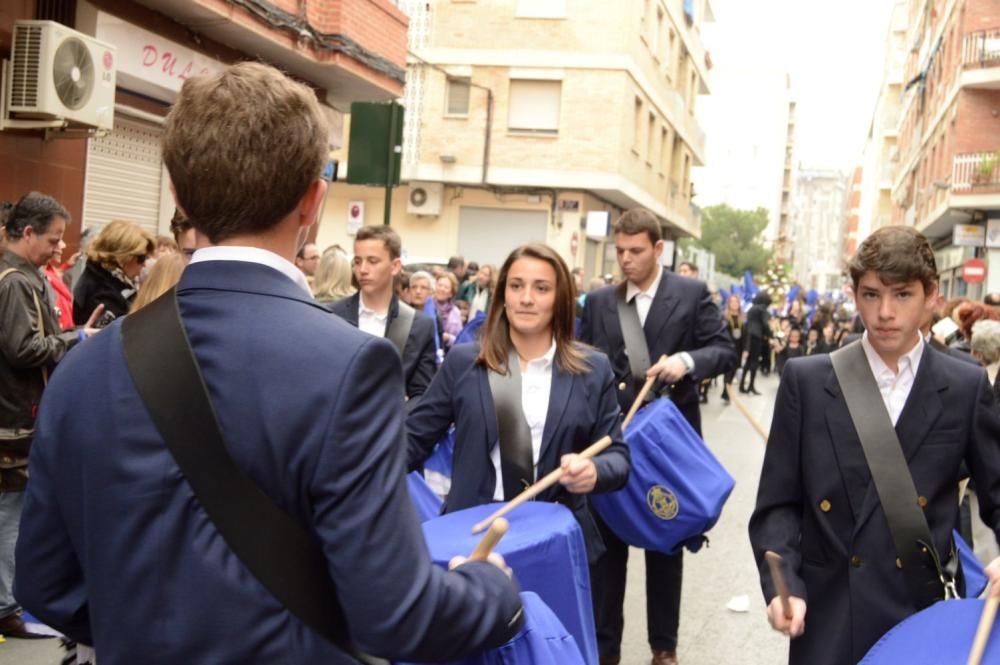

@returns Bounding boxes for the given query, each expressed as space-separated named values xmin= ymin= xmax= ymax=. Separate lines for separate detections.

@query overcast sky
xmin=703 ymin=0 xmax=897 ymax=171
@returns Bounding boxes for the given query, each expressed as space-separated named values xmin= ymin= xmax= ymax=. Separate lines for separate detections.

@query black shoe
xmin=748 ymin=388 xmax=761 ymax=396
xmin=0 ymin=611 xmax=55 ymax=639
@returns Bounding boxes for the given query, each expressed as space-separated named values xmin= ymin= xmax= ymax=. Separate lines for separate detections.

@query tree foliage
xmin=688 ymin=204 xmax=772 ymax=276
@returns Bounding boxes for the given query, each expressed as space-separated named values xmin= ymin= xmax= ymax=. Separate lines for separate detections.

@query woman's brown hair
xmin=476 ymin=243 xmax=588 ymax=375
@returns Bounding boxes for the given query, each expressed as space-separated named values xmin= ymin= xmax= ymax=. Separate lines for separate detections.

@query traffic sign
xmin=962 ymin=258 xmax=987 ymax=283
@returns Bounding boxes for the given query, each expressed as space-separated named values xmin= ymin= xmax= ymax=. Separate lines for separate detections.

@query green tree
xmin=687 ymin=204 xmax=772 ymax=276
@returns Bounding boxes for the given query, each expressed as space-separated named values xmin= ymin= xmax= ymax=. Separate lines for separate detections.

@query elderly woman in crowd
xmin=311 ymin=246 xmax=355 ymax=305
xmin=971 ymin=319 xmax=1000 ymax=404
xmin=73 ymin=220 xmax=154 ymax=327
xmin=434 ymin=271 xmax=464 ymax=349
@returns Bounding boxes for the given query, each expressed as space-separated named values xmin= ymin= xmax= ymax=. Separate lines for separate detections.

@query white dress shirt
xmin=357 ymin=294 xmax=389 ymax=338
xmin=625 ymin=265 xmax=694 ymax=373
xmin=190 ymin=245 xmax=313 ymax=296
xmin=490 ymin=340 xmax=556 ymax=501
xmin=860 ymin=331 xmax=925 ymax=426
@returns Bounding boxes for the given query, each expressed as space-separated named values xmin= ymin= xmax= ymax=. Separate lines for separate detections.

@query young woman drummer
xmin=406 ymin=243 xmax=630 ymax=561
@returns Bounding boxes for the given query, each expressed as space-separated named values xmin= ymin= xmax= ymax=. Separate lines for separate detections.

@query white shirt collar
xmin=625 ymin=265 xmax=663 ymax=303
xmin=359 ymin=293 xmax=389 ymax=320
xmin=189 ymin=246 xmax=313 ymax=297
xmin=523 ymin=339 xmax=558 ymax=371
xmin=860 ymin=331 xmax=925 ymax=380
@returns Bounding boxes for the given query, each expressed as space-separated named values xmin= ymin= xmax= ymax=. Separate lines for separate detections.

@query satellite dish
xmin=52 ymin=37 xmax=94 ymax=110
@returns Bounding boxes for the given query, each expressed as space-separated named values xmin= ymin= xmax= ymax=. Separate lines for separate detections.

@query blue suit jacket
xmin=580 ymin=272 xmax=738 ymax=434
xmin=406 ymin=342 xmax=630 ymax=563
xmin=330 ymin=292 xmax=437 ymax=406
xmin=15 ymin=261 xmax=521 ymax=665
xmin=749 ymin=345 xmax=1000 ymax=665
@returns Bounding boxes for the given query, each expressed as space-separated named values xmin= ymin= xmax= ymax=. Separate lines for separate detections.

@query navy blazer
xmin=330 ymin=292 xmax=437 ymax=405
xmin=580 ymin=272 xmax=738 ymax=434
xmin=406 ymin=342 xmax=630 ymax=563
xmin=749 ymin=345 xmax=1000 ymax=665
xmin=15 ymin=261 xmax=522 ymax=665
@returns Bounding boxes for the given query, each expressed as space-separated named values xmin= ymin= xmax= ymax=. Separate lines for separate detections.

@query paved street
xmin=4 ymin=370 xmax=996 ymax=665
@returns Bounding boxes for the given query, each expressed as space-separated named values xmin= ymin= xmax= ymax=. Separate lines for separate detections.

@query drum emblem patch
xmin=647 ymin=485 xmax=679 ymax=520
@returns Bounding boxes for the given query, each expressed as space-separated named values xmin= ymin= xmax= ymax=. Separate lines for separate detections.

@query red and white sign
xmin=347 ymin=201 xmax=365 ymax=235
xmin=962 ymin=258 xmax=987 ymax=283
xmin=570 ymin=231 xmax=579 ymax=256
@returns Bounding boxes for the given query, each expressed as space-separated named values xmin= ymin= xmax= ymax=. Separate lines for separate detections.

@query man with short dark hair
xmin=0 ymin=192 xmax=101 ymax=638
xmin=170 ymin=210 xmax=197 ymax=262
xmin=582 ymin=207 xmax=737 ymax=665
xmin=676 ymin=261 xmax=698 ymax=279
xmin=330 ymin=225 xmax=437 ymax=406
xmin=15 ymin=62 xmax=522 ymax=664
xmin=447 ymin=255 xmax=466 ymax=282
xmin=750 ymin=225 xmax=1000 ymax=665
xmin=295 ymin=242 xmax=320 ymax=278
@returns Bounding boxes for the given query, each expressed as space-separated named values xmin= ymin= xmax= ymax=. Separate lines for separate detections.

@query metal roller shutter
xmin=457 ymin=207 xmax=548 ymax=267
xmin=82 ymin=116 xmax=164 ymax=236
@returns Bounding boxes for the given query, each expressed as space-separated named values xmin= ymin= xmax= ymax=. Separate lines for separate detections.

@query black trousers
xmin=591 ymin=511 xmax=683 ymax=656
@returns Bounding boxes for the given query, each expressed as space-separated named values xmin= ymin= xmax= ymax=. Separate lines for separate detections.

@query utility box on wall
xmin=346 ymin=101 xmax=404 ymax=187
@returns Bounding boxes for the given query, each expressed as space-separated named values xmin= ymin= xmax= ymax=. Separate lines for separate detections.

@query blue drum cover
xmin=396 ymin=592 xmax=585 ymax=665
xmin=424 ymin=428 xmax=456 ymax=479
xmin=417 ymin=502 xmax=598 ymax=665
xmin=955 ymin=530 xmax=988 ymax=599
xmin=591 ymin=398 xmax=735 ymax=554
xmin=860 ymin=599 xmax=1000 ymax=664
xmin=407 ymin=472 xmax=443 ymax=523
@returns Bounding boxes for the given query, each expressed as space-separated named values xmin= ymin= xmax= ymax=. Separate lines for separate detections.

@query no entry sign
xmin=962 ymin=258 xmax=987 ymax=283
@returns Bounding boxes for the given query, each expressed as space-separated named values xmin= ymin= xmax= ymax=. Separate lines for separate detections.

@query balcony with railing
xmin=952 ymin=152 xmax=1000 ymax=192
xmin=962 ymin=29 xmax=1000 ymax=87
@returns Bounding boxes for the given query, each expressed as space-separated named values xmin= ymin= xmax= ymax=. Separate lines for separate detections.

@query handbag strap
xmin=385 ymin=299 xmax=415 ymax=356
xmin=830 ymin=341 xmax=957 ymax=607
xmin=121 ymin=288 xmax=385 ymax=664
xmin=487 ymin=348 xmax=535 ymax=500
xmin=615 ymin=284 xmax=651 ymax=384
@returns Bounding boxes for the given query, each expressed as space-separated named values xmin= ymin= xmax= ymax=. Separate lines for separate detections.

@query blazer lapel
xmin=478 ymin=364 xmax=500 ymax=449
xmin=822 ymin=371 xmax=866 ymax=520
xmin=642 ymin=271 xmax=679 ymax=348
xmin=852 ymin=346 xmax=946 ymax=535
xmin=539 ymin=366 xmax=572 ymax=468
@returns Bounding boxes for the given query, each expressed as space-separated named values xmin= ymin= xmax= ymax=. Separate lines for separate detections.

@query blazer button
xmin=917 ymin=495 xmax=928 ymax=508
xmin=850 ymin=555 xmax=863 ymax=568
xmin=819 ymin=499 xmax=831 ymax=513
xmin=618 ymin=382 xmax=627 ymax=391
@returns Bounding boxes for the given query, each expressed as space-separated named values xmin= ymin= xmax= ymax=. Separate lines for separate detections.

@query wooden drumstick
xmin=725 ymin=382 xmax=770 ymax=443
xmin=468 ymin=518 xmax=509 ymax=561
xmin=967 ymin=596 xmax=999 ymax=665
xmin=765 ymin=551 xmax=793 ymax=620
xmin=471 ymin=435 xmax=613 ymax=534
xmin=621 ymin=355 xmax=667 ymax=430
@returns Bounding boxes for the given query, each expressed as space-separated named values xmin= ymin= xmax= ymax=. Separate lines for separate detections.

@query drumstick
xmin=468 ymin=518 xmax=509 ymax=561
xmin=725 ymin=382 xmax=770 ymax=443
xmin=471 ymin=435 xmax=613 ymax=534
xmin=621 ymin=355 xmax=668 ymax=430
xmin=967 ymin=596 xmax=999 ymax=665
xmin=765 ymin=551 xmax=793 ymax=620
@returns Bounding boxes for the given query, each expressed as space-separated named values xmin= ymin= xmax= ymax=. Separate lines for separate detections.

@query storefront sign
xmin=95 ymin=12 xmax=224 ymax=102
xmin=952 ymin=224 xmax=986 ymax=247
xmin=585 ymin=211 xmax=610 ymax=238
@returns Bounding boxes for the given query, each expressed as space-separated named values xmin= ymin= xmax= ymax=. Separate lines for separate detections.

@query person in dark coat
xmin=739 ymin=292 xmax=772 ymax=395
xmin=749 ymin=225 xmax=1000 ymax=665
xmin=72 ymin=220 xmax=154 ymax=327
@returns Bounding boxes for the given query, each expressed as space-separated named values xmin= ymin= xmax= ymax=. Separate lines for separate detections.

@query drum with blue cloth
xmin=418 ymin=502 xmax=597 ymax=665
xmin=860 ymin=599 xmax=1000 ymax=663
xmin=955 ymin=530 xmax=988 ymax=598
xmin=396 ymin=591 xmax=585 ymax=665
xmin=590 ymin=397 xmax=734 ymax=554
xmin=423 ymin=428 xmax=455 ymax=497
xmin=407 ymin=472 xmax=443 ymax=523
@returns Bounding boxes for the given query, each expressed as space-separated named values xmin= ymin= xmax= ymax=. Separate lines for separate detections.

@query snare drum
xmin=860 ymin=599 xmax=1000 ymax=664
xmin=419 ymin=502 xmax=597 ymax=665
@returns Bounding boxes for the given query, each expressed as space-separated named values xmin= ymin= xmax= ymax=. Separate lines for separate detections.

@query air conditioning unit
xmin=6 ymin=20 xmax=116 ymax=130
xmin=407 ymin=182 xmax=444 ymax=216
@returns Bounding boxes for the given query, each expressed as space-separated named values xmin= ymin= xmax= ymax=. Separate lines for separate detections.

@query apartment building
xmin=0 ymin=0 xmax=407 ymax=253
xmin=854 ymin=0 xmax=908 ymax=258
xmin=694 ymin=67 xmax=796 ymax=261
xmin=892 ymin=0 xmax=1000 ymax=298
xmin=791 ymin=169 xmax=848 ymax=293
xmin=318 ymin=0 xmax=714 ymax=278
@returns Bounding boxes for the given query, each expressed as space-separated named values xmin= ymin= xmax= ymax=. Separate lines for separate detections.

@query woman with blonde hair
xmin=311 ymin=246 xmax=355 ymax=305
xmin=130 ymin=252 xmax=186 ymax=313
xmin=73 ymin=220 xmax=154 ymax=326
xmin=406 ymin=243 xmax=629 ymax=562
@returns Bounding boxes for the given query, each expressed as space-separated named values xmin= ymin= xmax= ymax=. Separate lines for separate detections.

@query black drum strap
xmin=121 ymin=288 xmax=386 ymax=664
xmin=487 ymin=349 xmax=536 ymax=500
xmin=830 ymin=342 xmax=957 ymax=608
xmin=616 ymin=284 xmax=652 ymax=384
